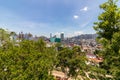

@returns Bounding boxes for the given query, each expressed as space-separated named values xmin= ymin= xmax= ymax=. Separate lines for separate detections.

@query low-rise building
xmin=86 ymin=53 xmax=103 ymax=66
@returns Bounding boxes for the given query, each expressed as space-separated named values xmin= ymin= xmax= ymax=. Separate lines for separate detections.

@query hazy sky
xmin=0 ymin=0 xmax=119 ymax=37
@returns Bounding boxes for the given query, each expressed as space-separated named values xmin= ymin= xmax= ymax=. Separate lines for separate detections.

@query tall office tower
xmin=50 ymin=33 xmax=52 ymax=38
xmin=60 ymin=32 xmax=64 ymax=41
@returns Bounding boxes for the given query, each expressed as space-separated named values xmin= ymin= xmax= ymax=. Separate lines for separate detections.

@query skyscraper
xmin=50 ymin=33 xmax=52 ymax=38
xmin=60 ymin=32 xmax=64 ymax=41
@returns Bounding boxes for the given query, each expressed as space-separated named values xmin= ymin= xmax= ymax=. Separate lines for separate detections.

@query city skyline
xmin=0 ymin=0 xmax=120 ymax=37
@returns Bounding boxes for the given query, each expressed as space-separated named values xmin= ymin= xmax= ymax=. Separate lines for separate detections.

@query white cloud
xmin=80 ymin=21 xmax=90 ymax=28
xmin=73 ymin=15 xmax=79 ymax=19
xmin=80 ymin=6 xmax=88 ymax=11
xmin=74 ymin=31 xmax=83 ymax=35
xmin=54 ymin=32 xmax=65 ymax=38
xmin=54 ymin=32 xmax=60 ymax=38
xmin=66 ymin=31 xmax=83 ymax=37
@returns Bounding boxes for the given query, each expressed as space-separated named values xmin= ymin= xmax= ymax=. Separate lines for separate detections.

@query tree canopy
xmin=0 ymin=37 xmax=55 ymax=79
xmin=93 ymin=0 xmax=120 ymax=79
xmin=94 ymin=0 xmax=120 ymax=41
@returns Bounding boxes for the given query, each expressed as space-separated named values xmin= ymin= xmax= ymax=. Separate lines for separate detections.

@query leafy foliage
xmin=56 ymin=46 xmax=87 ymax=79
xmin=0 ymin=28 xmax=10 ymax=42
xmin=94 ymin=0 xmax=120 ymax=40
xmin=0 ymin=38 xmax=55 ymax=80
xmin=93 ymin=0 xmax=120 ymax=79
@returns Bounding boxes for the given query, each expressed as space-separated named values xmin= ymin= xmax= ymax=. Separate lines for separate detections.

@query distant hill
xmin=70 ymin=34 xmax=97 ymax=40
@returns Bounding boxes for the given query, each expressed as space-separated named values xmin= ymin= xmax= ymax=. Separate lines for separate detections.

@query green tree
xmin=93 ymin=0 xmax=120 ymax=79
xmin=34 ymin=39 xmax=46 ymax=52
xmin=0 ymin=28 xmax=10 ymax=43
xmin=99 ymin=32 xmax=120 ymax=79
xmin=56 ymin=46 xmax=87 ymax=79
xmin=0 ymin=38 xmax=55 ymax=80
xmin=94 ymin=0 xmax=120 ymax=41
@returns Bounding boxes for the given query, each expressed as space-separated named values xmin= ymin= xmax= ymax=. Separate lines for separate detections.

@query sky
xmin=0 ymin=0 xmax=119 ymax=37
